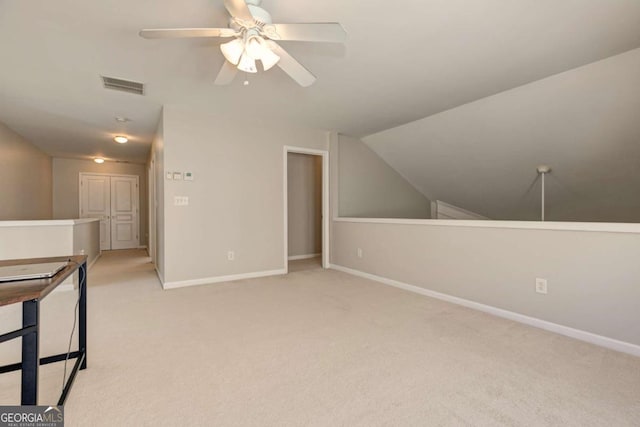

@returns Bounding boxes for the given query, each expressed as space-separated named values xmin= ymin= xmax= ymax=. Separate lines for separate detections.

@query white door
xmin=80 ymin=174 xmax=111 ymax=250
xmin=80 ymin=174 xmax=139 ymax=250
xmin=110 ymin=176 xmax=139 ymax=250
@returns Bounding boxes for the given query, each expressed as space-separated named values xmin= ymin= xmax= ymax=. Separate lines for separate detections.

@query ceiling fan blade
xmin=266 ymin=41 xmax=316 ymax=87
xmin=139 ymin=28 xmax=237 ymax=39
xmin=263 ymin=23 xmax=346 ymax=43
xmin=224 ymin=0 xmax=255 ymax=23
xmin=214 ymin=61 xmax=239 ymax=85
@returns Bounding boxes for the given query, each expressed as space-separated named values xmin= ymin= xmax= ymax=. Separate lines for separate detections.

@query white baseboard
xmin=154 ymin=265 xmax=165 ymax=287
xmin=88 ymin=252 xmax=101 ymax=270
xmin=288 ymin=253 xmax=321 ymax=261
xmin=162 ymin=269 xmax=287 ymax=290
xmin=329 ymin=264 xmax=640 ymax=357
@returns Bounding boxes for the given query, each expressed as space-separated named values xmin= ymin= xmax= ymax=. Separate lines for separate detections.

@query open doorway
xmin=284 ymin=146 xmax=329 ymax=273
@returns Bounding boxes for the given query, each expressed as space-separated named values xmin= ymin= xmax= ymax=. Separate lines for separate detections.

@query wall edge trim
xmin=288 ymin=253 xmax=321 ymax=261
xmin=332 ymin=217 xmax=640 ymax=234
xmin=162 ymin=269 xmax=286 ymax=290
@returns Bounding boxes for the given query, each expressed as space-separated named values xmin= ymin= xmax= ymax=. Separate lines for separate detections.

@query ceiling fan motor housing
xmin=229 ymin=3 xmax=272 ymax=30
xmin=537 ymin=165 xmax=551 ymax=174
xmin=247 ymin=5 xmax=272 ymax=24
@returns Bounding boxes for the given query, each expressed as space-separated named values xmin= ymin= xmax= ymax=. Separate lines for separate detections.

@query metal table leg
xmin=21 ymin=299 xmax=40 ymax=405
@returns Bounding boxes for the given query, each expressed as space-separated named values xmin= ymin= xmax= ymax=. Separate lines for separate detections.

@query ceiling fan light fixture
xmin=245 ymin=36 xmax=264 ymax=60
xmin=244 ymin=35 xmax=280 ymax=70
xmin=260 ymin=48 xmax=280 ymax=71
xmin=237 ymin=52 xmax=258 ymax=73
xmin=220 ymin=38 xmax=244 ymax=65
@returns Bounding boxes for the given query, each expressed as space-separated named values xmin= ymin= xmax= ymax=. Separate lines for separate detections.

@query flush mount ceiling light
xmin=139 ymin=0 xmax=346 ymax=87
xmin=115 ymin=116 xmax=131 ymax=123
xmin=94 ymin=158 xmax=105 ymax=164
xmin=114 ymin=136 xmax=129 ymax=144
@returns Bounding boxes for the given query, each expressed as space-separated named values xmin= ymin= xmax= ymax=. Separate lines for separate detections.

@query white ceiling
xmin=1 ymin=1 xmax=639 ymax=164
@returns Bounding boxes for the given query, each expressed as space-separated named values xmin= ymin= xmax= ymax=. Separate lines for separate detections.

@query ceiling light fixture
xmin=114 ymin=136 xmax=129 ymax=144
xmin=94 ymin=158 xmax=105 ymax=164
xmin=245 ymin=35 xmax=280 ymax=71
xmin=220 ymin=30 xmax=280 ymax=75
xmin=237 ymin=52 xmax=258 ymax=73
xmin=259 ymin=47 xmax=280 ymax=71
xmin=140 ymin=0 xmax=346 ymax=87
xmin=220 ymin=38 xmax=245 ymax=65
xmin=115 ymin=116 xmax=131 ymax=123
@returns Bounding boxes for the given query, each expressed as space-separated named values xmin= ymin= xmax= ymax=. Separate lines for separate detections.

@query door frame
xmin=148 ymin=158 xmax=157 ymax=264
xmin=283 ymin=146 xmax=330 ymax=272
xmin=79 ymin=172 xmax=140 ymax=250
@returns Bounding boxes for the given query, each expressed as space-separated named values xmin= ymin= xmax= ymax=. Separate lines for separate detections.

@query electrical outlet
xmin=535 ymin=278 xmax=548 ymax=294
xmin=357 ymin=248 xmax=363 ymax=258
xmin=227 ymin=251 xmax=235 ymax=261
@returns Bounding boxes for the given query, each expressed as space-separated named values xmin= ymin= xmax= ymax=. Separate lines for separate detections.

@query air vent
xmin=101 ymin=76 xmax=145 ymax=95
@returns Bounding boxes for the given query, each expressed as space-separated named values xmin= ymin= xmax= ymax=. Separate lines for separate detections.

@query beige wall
xmin=151 ymin=115 xmax=165 ymax=279
xmin=338 ymin=135 xmax=431 ymax=219
xmin=331 ymin=220 xmax=640 ymax=347
xmin=73 ymin=220 xmax=101 ymax=267
xmin=160 ymin=106 xmax=328 ymax=284
xmin=52 ymin=158 xmax=148 ymax=246
xmin=0 ymin=121 xmax=52 ymax=220
xmin=0 ymin=219 xmax=100 ymax=271
xmin=288 ymin=153 xmax=322 ymax=257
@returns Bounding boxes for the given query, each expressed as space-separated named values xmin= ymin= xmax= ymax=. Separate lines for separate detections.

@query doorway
xmin=284 ymin=146 xmax=329 ymax=273
xmin=79 ymin=173 xmax=140 ymax=250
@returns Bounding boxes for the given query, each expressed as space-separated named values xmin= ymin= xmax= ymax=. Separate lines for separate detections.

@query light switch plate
xmin=174 ymin=196 xmax=189 ymax=206
xmin=166 ymin=172 xmax=173 ymax=180
xmin=184 ymin=172 xmax=194 ymax=181
xmin=173 ymin=172 xmax=183 ymax=180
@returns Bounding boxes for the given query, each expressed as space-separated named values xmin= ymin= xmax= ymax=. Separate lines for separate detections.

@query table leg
xmin=79 ymin=261 xmax=87 ymax=370
xmin=21 ymin=299 xmax=39 ymax=405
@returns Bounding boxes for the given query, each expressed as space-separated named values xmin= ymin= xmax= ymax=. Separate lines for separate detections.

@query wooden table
xmin=0 ymin=255 xmax=88 ymax=405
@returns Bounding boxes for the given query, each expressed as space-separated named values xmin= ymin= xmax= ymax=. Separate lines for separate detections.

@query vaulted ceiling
xmin=364 ymin=48 xmax=640 ymax=222
xmin=1 ymin=0 xmax=639 ymax=166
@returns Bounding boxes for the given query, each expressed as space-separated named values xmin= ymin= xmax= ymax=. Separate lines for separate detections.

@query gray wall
xmin=160 ymin=106 xmax=328 ymax=284
xmin=339 ymin=135 xmax=431 ymax=219
xmin=0 ymin=121 xmax=52 ymax=220
xmin=331 ymin=220 xmax=640 ymax=346
xmin=288 ymin=153 xmax=322 ymax=258
xmin=52 ymin=157 xmax=148 ymax=246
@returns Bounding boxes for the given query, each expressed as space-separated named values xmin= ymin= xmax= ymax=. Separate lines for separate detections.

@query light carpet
xmin=1 ymin=250 xmax=639 ymax=426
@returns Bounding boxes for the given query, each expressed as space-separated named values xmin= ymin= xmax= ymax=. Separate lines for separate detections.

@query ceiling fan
xmin=139 ymin=0 xmax=346 ymax=87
